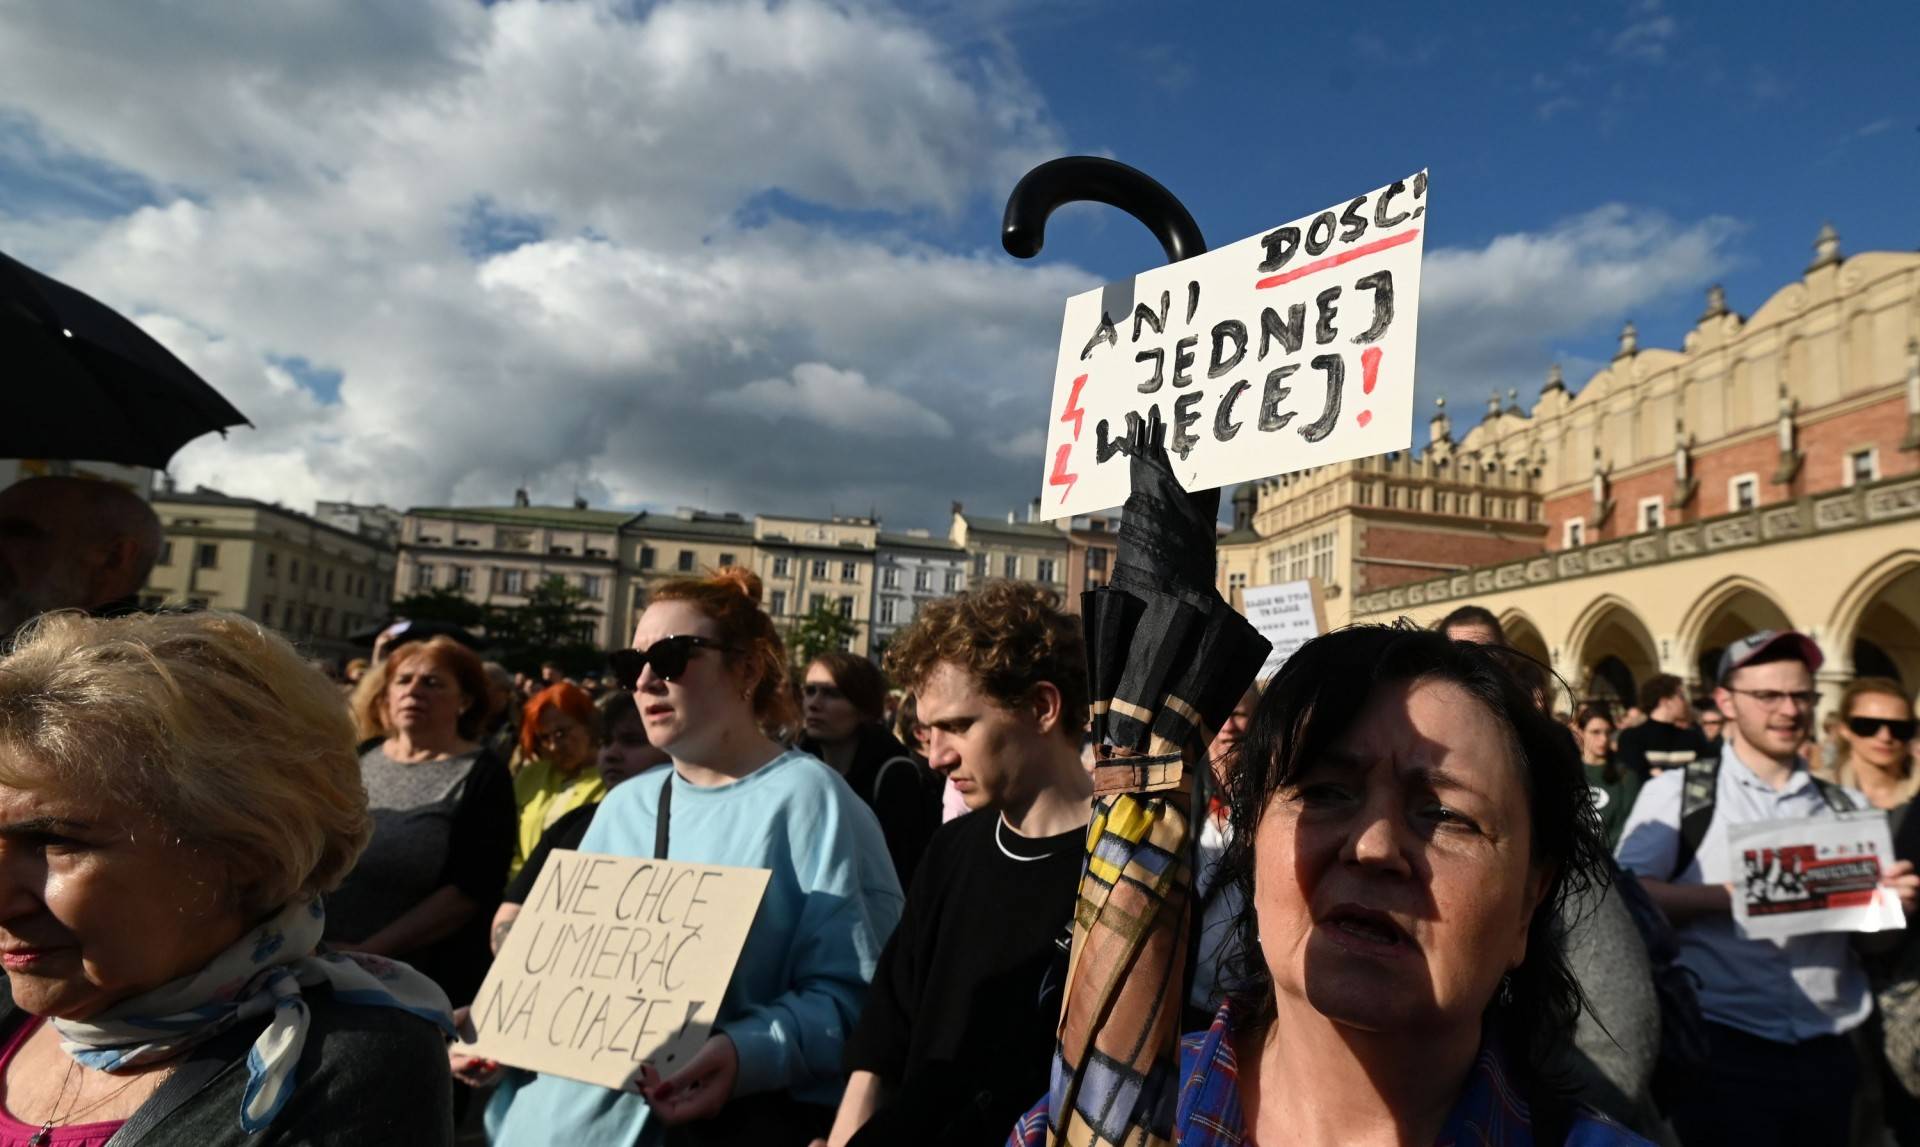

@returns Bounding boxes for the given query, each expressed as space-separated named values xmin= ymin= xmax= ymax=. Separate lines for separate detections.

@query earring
xmin=1498 ymin=974 xmax=1513 ymax=1007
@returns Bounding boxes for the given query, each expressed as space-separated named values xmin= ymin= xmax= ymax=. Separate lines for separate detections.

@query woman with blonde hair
xmin=476 ymin=568 xmax=903 ymax=1147
xmin=331 ymin=635 xmax=516 ymax=1008
xmin=1828 ymin=678 xmax=1920 ymax=810
xmin=0 ymin=611 xmax=455 ymax=1145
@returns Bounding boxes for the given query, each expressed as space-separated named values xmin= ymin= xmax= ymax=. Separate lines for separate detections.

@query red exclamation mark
xmin=1356 ymin=347 xmax=1382 ymax=428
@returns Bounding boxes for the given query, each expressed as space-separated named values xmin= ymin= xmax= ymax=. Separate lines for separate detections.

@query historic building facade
xmin=949 ymin=505 xmax=1072 ymax=605
xmin=146 ymin=487 xmax=396 ymax=660
xmin=754 ymin=514 xmax=880 ymax=656
xmin=1222 ymin=227 xmax=1920 ymax=710
xmin=872 ymin=531 xmax=969 ymax=653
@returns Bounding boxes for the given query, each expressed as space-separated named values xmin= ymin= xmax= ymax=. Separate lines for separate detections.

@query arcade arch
xmin=1834 ymin=555 xmax=1920 ymax=687
xmin=1566 ymin=597 xmax=1660 ymax=709
xmin=1678 ymin=578 xmax=1794 ymax=690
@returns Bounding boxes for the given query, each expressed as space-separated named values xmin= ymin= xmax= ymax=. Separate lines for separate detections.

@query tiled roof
xmin=407 ymin=505 xmax=634 ymax=530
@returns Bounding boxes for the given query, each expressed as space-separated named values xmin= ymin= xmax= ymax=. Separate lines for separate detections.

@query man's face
xmin=0 ymin=486 xmax=105 ymax=634
xmin=916 ymin=661 xmax=1060 ymax=813
xmin=1209 ymin=686 xmax=1261 ymax=788
xmin=1698 ymin=710 xmax=1724 ymax=741
xmin=1653 ymin=692 xmax=1689 ymax=724
xmin=1442 ymin=623 xmax=1502 ymax=647
xmin=1716 ymin=658 xmax=1816 ymax=764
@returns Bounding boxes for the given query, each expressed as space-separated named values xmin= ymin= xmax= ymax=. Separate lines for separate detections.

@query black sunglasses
xmin=1849 ymin=716 xmax=1918 ymax=741
xmin=608 ymin=635 xmax=733 ymax=688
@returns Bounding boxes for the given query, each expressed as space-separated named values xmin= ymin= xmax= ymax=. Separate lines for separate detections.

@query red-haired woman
xmin=509 ymin=682 xmax=605 ymax=880
xmin=331 ymin=635 xmax=517 ymax=1006
xmin=478 ymin=569 xmax=903 ymax=1146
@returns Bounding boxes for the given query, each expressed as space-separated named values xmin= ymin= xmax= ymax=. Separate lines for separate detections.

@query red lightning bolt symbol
xmin=1060 ymin=374 xmax=1088 ymax=441
xmin=1049 ymin=374 xmax=1088 ymax=505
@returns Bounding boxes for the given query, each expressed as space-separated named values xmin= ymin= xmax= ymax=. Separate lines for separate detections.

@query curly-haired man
xmin=818 ymin=580 xmax=1093 ymax=1147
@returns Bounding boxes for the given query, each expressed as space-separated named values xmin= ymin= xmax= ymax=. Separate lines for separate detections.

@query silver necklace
xmin=995 ymin=814 xmax=1055 ymax=862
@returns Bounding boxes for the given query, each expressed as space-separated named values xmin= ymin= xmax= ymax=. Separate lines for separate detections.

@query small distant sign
xmin=1038 ymin=173 xmax=1427 ymax=518
xmin=1241 ymin=580 xmax=1323 ymax=680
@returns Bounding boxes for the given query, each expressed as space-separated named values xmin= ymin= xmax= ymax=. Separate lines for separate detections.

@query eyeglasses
xmin=802 ymin=683 xmax=845 ymax=701
xmin=1725 ymin=688 xmax=1819 ymax=710
xmin=608 ymin=636 xmax=733 ymax=689
xmin=1849 ymin=716 xmax=1918 ymax=741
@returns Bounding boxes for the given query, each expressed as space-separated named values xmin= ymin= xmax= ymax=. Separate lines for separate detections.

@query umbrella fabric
xmin=1048 ymin=420 xmax=1270 ymax=1147
xmin=1 ymin=249 xmax=247 ymax=468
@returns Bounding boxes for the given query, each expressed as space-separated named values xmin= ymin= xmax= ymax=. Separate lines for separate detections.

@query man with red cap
xmin=1618 ymin=630 xmax=1920 ymax=1145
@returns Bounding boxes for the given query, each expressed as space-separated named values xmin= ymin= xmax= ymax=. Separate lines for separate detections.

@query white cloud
xmin=1416 ymin=204 xmax=1740 ymax=422
xmin=1610 ymin=0 xmax=1677 ymax=62
xmin=711 ymin=363 xmax=954 ymax=439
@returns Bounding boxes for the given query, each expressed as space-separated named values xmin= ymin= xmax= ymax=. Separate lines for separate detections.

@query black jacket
xmin=801 ymin=724 xmax=935 ymax=890
xmin=0 ymin=981 xmax=454 ymax=1146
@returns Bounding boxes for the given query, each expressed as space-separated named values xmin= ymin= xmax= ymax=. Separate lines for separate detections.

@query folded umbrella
xmin=1 ymin=249 xmax=248 ymax=468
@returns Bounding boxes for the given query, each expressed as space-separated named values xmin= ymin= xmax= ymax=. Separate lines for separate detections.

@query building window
xmin=841 ymin=561 xmax=858 ymax=582
xmin=1847 ymin=448 xmax=1879 ymax=487
xmin=773 ymin=556 xmax=791 ymax=578
xmin=913 ymin=568 xmax=931 ymax=592
xmin=719 ymin=552 xmax=736 ymax=567
xmin=585 ymin=546 xmax=608 ymax=558
xmin=582 ymin=574 xmax=603 ymax=598
xmin=973 ymin=553 xmax=989 ymax=578
xmin=307 ymin=564 xmax=317 ymax=587
xmin=413 ymin=564 xmax=435 ymax=590
xmin=837 ymin=595 xmax=854 ymax=619
xmin=811 ymin=560 xmax=828 ymax=579
xmin=880 ymin=598 xmax=898 ymax=625
xmin=501 ymin=569 xmax=526 ymax=595
xmin=632 ymin=584 xmax=649 ymax=611
xmin=549 ymin=545 xmax=574 ymax=556
xmin=1638 ymin=496 xmax=1664 ymax=532
xmin=1228 ymin=572 xmax=1247 ymax=596
xmin=1729 ymin=474 xmax=1758 ymax=512
xmin=263 ymin=551 xmax=275 ymax=577
xmin=1037 ymin=558 xmax=1057 ymax=583
xmin=262 ymin=597 xmax=274 ymax=621
xmin=640 ymin=546 xmax=657 ymax=570
xmin=157 ymin=541 xmax=173 ymax=567
xmin=1087 ymin=548 xmax=1109 ymax=573
xmin=677 ymin=550 xmax=695 ymax=572
xmin=1563 ymin=519 xmax=1585 ymax=548
xmin=1310 ymin=532 xmax=1335 ymax=586
xmin=324 ymin=569 xmax=335 ymax=591
xmin=770 ymin=589 xmax=787 ymax=616
xmin=1003 ymin=555 xmax=1020 ymax=579
xmin=809 ymin=593 xmax=826 ymax=613
xmin=882 ymin=567 xmax=900 ymax=590
xmin=196 ymin=543 xmax=219 ymax=569
xmin=945 ymin=570 xmax=960 ymax=593
xmin=321 ymin=607 xmax=333 ymax=634
xmin=453 ymin=566 xmax=473 ymax=591
xmin=302 ymin=607 xmax=315 ymax=633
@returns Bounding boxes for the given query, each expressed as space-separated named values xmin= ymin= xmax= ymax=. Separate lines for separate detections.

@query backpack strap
xmin=1811 ymin=776 xmax=1857 ymax=814
xmin=870 ymin=755 xmax=919 ymax=805
xmin=1671 ymin=754 xmax=1721 ymax=880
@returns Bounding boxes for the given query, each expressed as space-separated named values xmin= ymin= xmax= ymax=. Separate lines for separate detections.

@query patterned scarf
xmin=50 ymin=897 xmax=455 ymax=1132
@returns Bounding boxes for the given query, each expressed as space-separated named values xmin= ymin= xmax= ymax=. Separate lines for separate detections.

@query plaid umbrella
xmin=1049 ymin=416 xmax=1269 ymax=1147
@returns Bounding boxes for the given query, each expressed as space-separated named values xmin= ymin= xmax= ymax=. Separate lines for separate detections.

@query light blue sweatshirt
xmin=487 ymin=749 xmax=905 ymax=1146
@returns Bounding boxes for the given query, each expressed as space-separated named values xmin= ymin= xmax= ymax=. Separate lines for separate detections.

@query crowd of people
xmin=1 ymin=471 xmax=1919 ymax=1145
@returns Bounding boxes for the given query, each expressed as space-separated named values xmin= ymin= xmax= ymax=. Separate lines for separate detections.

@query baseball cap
xmin=1716 ymin=629 xmax=1823 ymax=684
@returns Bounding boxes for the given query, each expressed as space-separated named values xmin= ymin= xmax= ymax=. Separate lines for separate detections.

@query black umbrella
xmin=1 ymin=249 xmax=249 ymax=468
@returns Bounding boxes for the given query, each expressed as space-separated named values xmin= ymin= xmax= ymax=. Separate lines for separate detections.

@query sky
xmin=2 ymin=0 xmax=1915 ymax=529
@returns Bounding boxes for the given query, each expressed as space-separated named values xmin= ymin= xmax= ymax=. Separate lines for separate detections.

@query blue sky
xmin=0 ymin=0 xmax=1913 ymax=527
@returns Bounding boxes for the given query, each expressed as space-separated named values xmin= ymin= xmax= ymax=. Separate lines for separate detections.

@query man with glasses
xmin=1617 ymin=630 xmax=1920 ymax=1145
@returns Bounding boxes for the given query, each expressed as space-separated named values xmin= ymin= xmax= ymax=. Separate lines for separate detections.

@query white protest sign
xmin=1728 ymin=812 xmax=1905 ymax=942
xmin=1241 ymin=580 xmax=1321 ymax=680
xmin=462 ymin=850 xmax=770 ymax=1089
xmin=1038 ymin=172 xmax=1427 ymax=519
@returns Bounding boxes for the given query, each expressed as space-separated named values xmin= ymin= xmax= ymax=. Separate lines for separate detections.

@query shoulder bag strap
xmin=1672 ymin=755 xmax=1721 ymax=880
xmin=106 ymin=1020 xmax=262 ymax=1146
xmin=1810 ymin=776 xmax=1858 ymax=814
xmin=655 ymin=772 xmax=673 ymax=861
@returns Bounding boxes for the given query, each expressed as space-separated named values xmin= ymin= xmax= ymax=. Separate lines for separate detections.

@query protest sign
xmin=1728 ymin=812 xmax=1905 ymax=942
xmin=1037 ymin=172 xmax=1427 ymax=519
xmin=461 ymin=850 xmax=770 ymax=1089
xmin=1240 ymin=579 xmax=1323 ymax=680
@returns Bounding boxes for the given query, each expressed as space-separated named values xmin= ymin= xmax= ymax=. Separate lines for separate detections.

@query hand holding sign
xmin=460 ymin=850 xmax=770 ymax=1090
xmin=1039 ymin=172 xmax=1427 ymax=518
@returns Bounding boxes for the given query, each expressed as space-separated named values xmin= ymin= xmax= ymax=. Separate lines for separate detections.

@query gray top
xmin=1557 ymin=878 xmax=1662 ymax=1134
xmin=1617 ymin=741 xmax=1872 ymax=1041
xmin=323 ymin=744 xmax=482 ymax=945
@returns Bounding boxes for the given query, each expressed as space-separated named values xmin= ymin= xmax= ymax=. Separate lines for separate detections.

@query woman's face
xmin=630 ymin=601 xmax=752 ymax=759
xmin=598 ymin=711 xmax=669 ymax=788
xmin=801 ymin=663 xmax=863 ymax=744
xmin=1842 ymin=692 xmax=1916 ymax=773
xmin=1251 ymin=677 xmax=1546 ymax=1039
xmin=385 ymin=652 xmax=470 ymax=740
xmin=1580 ymin=716 xmax=1613 ymax=762
xmin=533 ymin=705 xmax=594 ymax=774
xmin=0 ymin=780 xmax=249 ymax=1020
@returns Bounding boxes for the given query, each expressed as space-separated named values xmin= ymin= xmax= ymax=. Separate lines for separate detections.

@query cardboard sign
xmin=1038 ymin=173 xmax=1427 ymax=519
xmin=1241 ymin=580 xmax=1322 ymax=680
xmin=461 ymin=850 xmax=770 ymax=1089
xmin=1728 ymin=812 xmax=1905 ymax=941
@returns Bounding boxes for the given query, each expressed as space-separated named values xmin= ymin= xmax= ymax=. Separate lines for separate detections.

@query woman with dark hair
xmin=1013 ymin=623 xmax=1645 ymax=1144
xmin=798 ymin=650 xmax=934 ymax=887
xmin=1576 ymin=705 xmax=1640 ymax=850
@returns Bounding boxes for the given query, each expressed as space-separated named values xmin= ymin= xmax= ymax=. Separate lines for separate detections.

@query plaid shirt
xmin=1009 ymin=1002 xmax=1653 ymax=1147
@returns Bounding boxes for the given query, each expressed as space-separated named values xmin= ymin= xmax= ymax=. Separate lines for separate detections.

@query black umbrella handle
xmin=1001 ymin=157 xmax=1207 ymax=264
